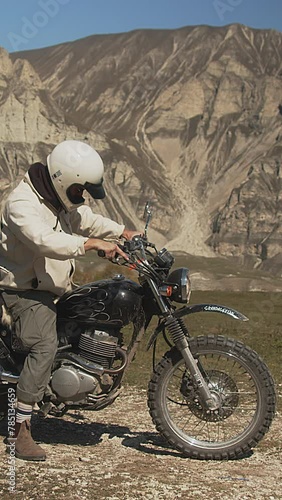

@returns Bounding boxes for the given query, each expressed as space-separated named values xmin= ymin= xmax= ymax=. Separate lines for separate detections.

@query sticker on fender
xmin=203 ymin=305 xmax=239 ymax=319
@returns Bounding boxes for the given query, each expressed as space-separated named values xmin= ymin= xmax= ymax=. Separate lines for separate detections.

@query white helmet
xmin=47 ymin=140 xmax=105 ymax=211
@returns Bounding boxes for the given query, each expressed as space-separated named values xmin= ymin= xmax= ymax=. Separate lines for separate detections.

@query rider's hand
xmin=84 ymin=238 xmax=129 ymax=261
xmin=121 ymin=229 xmax=143 ymax=240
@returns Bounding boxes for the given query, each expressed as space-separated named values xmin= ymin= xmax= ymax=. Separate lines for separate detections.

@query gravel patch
xmin=0 ymin=387 xmax=281 ymax=499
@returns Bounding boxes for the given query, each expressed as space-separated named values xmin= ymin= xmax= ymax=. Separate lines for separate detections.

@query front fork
xmin=165 ymin=316 xmax=217 ymax=410
xmin=146 ymin=278 xmax=217 ymax=410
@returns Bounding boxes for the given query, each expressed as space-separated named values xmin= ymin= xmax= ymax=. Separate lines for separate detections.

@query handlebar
xmin=97 ymin=249 xmax=106 ymax=258
xmin=97 ymin=236 xmax=147 ymax=260
xmin=96 ymin=235 xmax=171 ymax=282
xmin=97 ymin=244 xmax=128 ymax=264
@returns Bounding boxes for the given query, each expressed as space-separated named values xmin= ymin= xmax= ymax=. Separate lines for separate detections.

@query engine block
xmin=51 ymin=365 xmax=99 ymax=402
xmin=78 ymin=329 xmax=119 ymax=369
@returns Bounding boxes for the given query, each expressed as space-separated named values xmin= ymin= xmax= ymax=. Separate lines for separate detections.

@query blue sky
xmin=0 ymin=0 xmax=281 ymax=53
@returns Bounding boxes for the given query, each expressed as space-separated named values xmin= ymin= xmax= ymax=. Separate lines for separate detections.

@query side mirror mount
xmin=143 ymin=201 xmax=153 ymax=239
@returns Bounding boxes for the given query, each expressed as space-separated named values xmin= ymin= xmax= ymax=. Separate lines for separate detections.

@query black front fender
xmin=146 ymin=303 xmax=248 ymax=351
xmin=174 ymin=303 xmax=249 ymax=322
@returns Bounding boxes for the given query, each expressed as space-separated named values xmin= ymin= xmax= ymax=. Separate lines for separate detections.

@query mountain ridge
xmin=1 ymin=24 xmax=282 ymax=272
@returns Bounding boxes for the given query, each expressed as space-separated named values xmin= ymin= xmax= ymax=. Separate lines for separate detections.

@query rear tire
xmin=148 ymin=335 xmax=276 ymax=460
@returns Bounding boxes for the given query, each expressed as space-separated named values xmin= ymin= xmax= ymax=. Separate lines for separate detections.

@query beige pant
xmin=2 ymin=290 xmax=58 ymax=403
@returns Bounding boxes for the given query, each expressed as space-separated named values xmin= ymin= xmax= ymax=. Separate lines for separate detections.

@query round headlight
xmin=166 ymin=268 xmax=191 ymax=303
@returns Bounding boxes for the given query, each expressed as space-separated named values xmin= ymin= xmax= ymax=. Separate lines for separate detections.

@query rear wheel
xmin=148 ymin=335 xmax=276 ymax=460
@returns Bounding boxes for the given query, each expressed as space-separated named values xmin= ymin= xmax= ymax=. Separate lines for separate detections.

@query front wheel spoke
xmin=189 ymin=418 xmax=209 ymax=437
xmin=148 ymin=336 xmax=276 ymax=461
xmin=165 ymin=354 xmax=262 ymax=443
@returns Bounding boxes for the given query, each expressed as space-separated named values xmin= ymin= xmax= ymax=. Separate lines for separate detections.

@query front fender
xmin=174 ymin=303 xmax=249 ymax=322
xmin=146 ymin=303 xmax=248 ymax=351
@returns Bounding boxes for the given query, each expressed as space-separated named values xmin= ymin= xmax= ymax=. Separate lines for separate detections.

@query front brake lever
xmin=111 ymin=255 xmax=126 ymax=265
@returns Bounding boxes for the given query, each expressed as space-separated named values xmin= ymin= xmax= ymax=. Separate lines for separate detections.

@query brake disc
xmin=181 ymin=370 xmax=239 ymax=422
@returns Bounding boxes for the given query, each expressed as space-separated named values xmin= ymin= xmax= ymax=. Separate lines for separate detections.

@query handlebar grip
xmin=97 ymin=250 xmax=106 ymax=258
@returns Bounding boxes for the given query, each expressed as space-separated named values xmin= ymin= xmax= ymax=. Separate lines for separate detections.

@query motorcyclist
xmin=0 ymin=140 xmax=141 ymax=461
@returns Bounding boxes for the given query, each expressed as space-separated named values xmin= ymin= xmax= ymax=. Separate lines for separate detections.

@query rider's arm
xmin=4 ymin=199 xmax=88 ymax=260
xmin=69 ymin=205 xmax=125 ymax=240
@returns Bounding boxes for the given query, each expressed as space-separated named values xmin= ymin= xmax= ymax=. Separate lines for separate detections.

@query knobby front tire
xmin=148 ymin=335 xmax=276 ymax=460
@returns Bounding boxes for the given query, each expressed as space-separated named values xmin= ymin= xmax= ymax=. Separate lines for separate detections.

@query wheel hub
xmin=181 ymin=369 xmax=239 ymax=422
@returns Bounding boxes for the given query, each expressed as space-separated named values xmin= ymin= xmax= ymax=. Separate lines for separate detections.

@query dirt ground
xmin=0 ymin=386 xmax=281 ymax=500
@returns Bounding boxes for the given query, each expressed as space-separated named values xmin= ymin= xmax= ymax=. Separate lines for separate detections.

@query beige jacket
xmin=0 ymin=174 xmax=124 ymax=296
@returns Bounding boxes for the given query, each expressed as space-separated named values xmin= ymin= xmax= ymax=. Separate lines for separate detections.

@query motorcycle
xmin=0 ymin=203 xmax=276 ymax=460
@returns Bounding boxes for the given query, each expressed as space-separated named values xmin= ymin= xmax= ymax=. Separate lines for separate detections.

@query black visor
xmin=84 ymin=181 xmax=106 ymax=200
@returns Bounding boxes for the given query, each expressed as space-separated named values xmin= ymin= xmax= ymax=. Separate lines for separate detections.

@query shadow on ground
xmin=0 ymin=411 xmax=253 ymax=460
xmin=0 ymin=413 xmax=184 ymax=458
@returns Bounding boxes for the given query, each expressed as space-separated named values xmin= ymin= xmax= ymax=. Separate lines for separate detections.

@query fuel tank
xmin=56 ymin=275 xmax=144 ymax=328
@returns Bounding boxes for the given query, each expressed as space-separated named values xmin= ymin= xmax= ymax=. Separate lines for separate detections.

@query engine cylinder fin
xmin=78 ymin=330 xmax=119 ymax=369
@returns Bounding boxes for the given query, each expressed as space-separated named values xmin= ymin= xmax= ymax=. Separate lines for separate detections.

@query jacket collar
xmin=24 ymin=172 xmax=65 ymax=216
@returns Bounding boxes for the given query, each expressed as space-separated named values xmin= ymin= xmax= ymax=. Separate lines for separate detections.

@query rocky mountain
xmin=0 ymin=47 xmax=147 ymax=235
xmin=1 ymin=24 xmax=282 ymax=274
